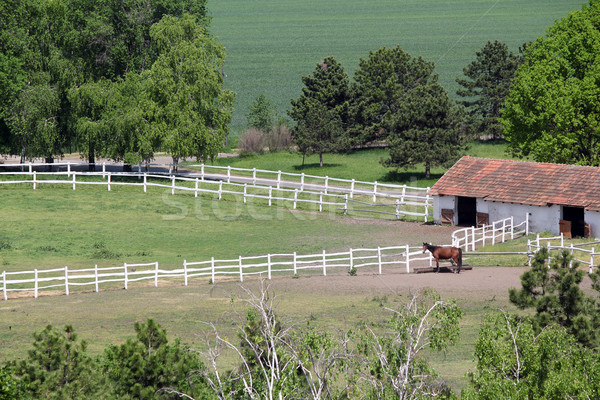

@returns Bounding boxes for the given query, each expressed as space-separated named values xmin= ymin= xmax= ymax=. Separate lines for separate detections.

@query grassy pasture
xmin=208 ymin=0 xmax=584 ymax=135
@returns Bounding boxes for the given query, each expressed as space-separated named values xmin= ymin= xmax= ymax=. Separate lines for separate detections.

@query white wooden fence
xmin=0 ymin=167 xmax=430 ymax=220
xmin=1 ymin=246 xmax=443 ymax=301
xmin=451 ymin=216 xmax=529 ymax=251
xmin=527 ymin=233 xmax=600 ymax=273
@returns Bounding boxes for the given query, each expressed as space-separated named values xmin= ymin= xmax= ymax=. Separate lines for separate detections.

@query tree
xmin=462 ymin=311 xmax=600 ymax=399
xmin=509 ymin=248 xmax=600 ymax=348
xmin=246 ymin=94 xmax=276 ymax=133
xmin=10 ymin=325 xmax=101 ymax=400
xmin=0 ymin=366 xmax=29 ymax=400
xmin=456 ymin=40 xmax=521 ymax=140
xmin=103 ymin=318 xmax=210 ymax=400
xmin=348 ymin=46 xmax=437 ymax=145
xmin=357 ymin=289 xmax=461 ymax=399
xmin=289 ymin=56 xmax=350 ymax=167
xmin=144 ymin=13 xmax=234 ymax=166
xmin=500 ymin=1 xmax=600 ymax=165
xmin=382 ymin=82 xmax=467 ymax=178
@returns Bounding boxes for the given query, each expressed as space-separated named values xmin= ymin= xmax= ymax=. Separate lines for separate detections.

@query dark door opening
xmin=457 ymin=196 xmax=477 ymax=226
xmin=562 ymin=206 xmax=585 ymax=238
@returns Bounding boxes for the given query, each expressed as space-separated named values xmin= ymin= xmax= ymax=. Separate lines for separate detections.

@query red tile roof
xmin=429 ymin=156 xmax=600 ymax=211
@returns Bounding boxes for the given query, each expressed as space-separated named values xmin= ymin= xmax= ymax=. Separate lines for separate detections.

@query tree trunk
xmin=319 ymin=152 xmax=323 ymax=167
xmin=172 ymin=156 xmax=179 ymax=172
xmin=425 ymin=162 xmax=431 ymax=179
xmin=88 ymin=143 xmax=96 ymax=171
xmin=45 ymin=157 xmax=53 ymax=172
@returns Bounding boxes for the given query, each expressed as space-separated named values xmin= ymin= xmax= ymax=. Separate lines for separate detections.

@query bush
xmin=238 ymin=128 xmax=265 ymax=155
xmin=267 ymin=124 xmax=294 ymax=151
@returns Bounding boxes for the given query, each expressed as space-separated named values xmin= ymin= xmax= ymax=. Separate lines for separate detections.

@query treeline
xmin=2 ymin=250 xmax=600 ymax=399
xmin=0 ymin=0 xmax=233 ymax=168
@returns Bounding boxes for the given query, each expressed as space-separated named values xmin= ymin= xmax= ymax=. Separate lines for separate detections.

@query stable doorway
xmin=457 ymin=196 xmax=477 ymax=226
xmin=561 ymin=206 xmax=586 ymax=238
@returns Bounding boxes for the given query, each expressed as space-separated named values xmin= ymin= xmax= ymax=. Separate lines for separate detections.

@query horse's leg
xmin=435 ymin=258 xmax=440 ymax=273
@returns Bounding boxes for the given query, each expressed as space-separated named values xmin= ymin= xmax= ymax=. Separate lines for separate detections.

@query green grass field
xmin=208 ymin=0 xmax=584 ymax=136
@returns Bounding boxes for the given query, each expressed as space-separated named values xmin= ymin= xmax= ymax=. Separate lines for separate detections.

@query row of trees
xmin=3 ymin=250 xmax=600 ymax=399
xmin=0 ymin=0 xmax=233 ymax=169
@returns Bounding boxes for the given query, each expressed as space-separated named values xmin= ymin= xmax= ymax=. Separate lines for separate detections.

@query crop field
xmin=208 ymin=0 xmax=584 ymax=135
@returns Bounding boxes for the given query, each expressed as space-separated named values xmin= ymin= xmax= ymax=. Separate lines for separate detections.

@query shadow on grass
xmin=292 ymin=163 xmax=343 ymax=170
xmin=378 ymin=170 xmax=444 ymax=184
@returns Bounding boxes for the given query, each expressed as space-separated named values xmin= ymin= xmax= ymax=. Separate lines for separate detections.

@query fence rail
xmin=527 ymin=234 xmax=600 ymax=273
xmin=451 ymin=216 xmax=529 ymax=251
xmin=1 ymin=245 xmax=445 ymax=300
xmin=0 ymin=168 xmax=431 ymax=220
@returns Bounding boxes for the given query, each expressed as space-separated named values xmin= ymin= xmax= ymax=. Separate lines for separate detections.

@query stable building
xmin=429 ymin=156 xmax=600 ymax=238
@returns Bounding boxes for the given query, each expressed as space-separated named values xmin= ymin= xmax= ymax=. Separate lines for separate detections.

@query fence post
xmin=33 ymin=171 xmax=36 ymax=190
xmin=344 ymin=195 xmax=349 ymax=215
xmin=569 ymin=244 xmax=574 ymax=269
xmin=92 ymin=264 xmax=99 ymax=293
xmin=72 ymin=172 xmax=76 ymax=190
xmin=253 ymin=168 xmax=257 ymax=185
xmin=143 ymin=173 xmax=147 ymax=193
xmin=590 ymin=248 xmax=595 ymax=274
xmin=267 ymin=254 xmax=272 ymax=280
xmin=227 ymin=166 xmax=231 ymax=183
xmin=510 ymin=216 xmax=514 ymax=240
xmin=527 ymin=240 xmax=532 ymax=267
xmin=183 ymin=260 xmax=188 ymax=286
xmin=349 ymin=248 xmax=354 ymax=272
xmin=324 ymin=176 xmax=329 ymax=194
xmin=322 ymin=250 xmax=327 ymax=276
xmin=501 ymin=219 xmax=506 ymax=243
xmin=481 ymin=224 xmax=486 ymax=247
xmin=124 ymin=263 xmax=128 ymax=290
xmin=293 ymin=252 xmax=297 ymax=276
xmin=154 ymin=262 xmax=159 ymax=287
xmin=561 ymin=233 xmax=564 ymax=248
xmin=2 ymin=271 xmax=6 ymax=301
xmin=218 ymin=181 xmax=223 ymax=200
xmin=293 ymin=189 xmax=298 ymax=209
xmin=492 ymin=222 xmax=496 ymax=246
xmin=67 ymin=162 xmax=71 ymax=177
xmin=64 ymin=266 xmax=69 ymax=296
xmin=34 ymin=269 xmax=39 ymax=298
xmin=195 ymin=178 xmax=199 ymax=198
xmin=200 ymin=164 xmax=205 ymax=181
xmin=268 ymin=186 xmax=272 ymax=206
xmin=319 ymin=193 xmax=323 ymax=212
xmin=373 ymin=181 xmax=378 ymax=203
xmin=406 ymin=244 xmax=410 ymax=273
xmin=526 ymin=212 xmax=530 ymax=235
xmin=243 ymin=183 xmax=247 ymax=204
xmin=239 ymin=256 xmax=243 ymax=282
xmin=277 ymin=170 xmax=281 ymax=189
xmin=377 ymin=246 xmax=382 ymax=275
xmin=28 ymin=162 xmax=32 ymax=174
xmin=350 ymin=179 xmax=355 ymax=199
xmin=211 ymin=257 xmax=215 ymax=283
xmin=107 ymin=173 xmax=111 ymax=191
xmin=395 ymin=199 xmax=400 ymax=220
xmin=471 ymin=226 xmax=476 ymax=251
xmin=428 ymin=251 xmax=433 ymax=268
xmin=171 ymin=175 xmax=175 ymax=195
xmin=300 ymin=173 xmax=305 ymax=191
xmin=102 ymin=162 xmax=106 ymax=178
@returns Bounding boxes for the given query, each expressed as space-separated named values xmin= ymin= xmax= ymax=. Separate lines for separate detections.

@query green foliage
xmin=246 ymin=94 xmax=276 ymax=133
xmin=462 ymin=312 xmax=600 ymax=399
xmin=10 ymin=325 xmax=100 ymax=399
xmin=501 ymin=1 xmax=600 ymax=165
xmin=0 ymin=366 xmax=29 ymax=400
xmin=456 ymin=40 xmax=522 ymax=140
xmin=509 ymin=248 xmax=600 ymax=347
xmin=289 ymin=56 xmax=350 ymax=166
xmin=103 ymin=318 xmax=209 ymax=400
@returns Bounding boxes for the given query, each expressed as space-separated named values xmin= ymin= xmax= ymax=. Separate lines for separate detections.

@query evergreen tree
xmin=456 ymin=40 xmax=521 ymax=140
xmin=288 ymin=56 xmax=350 ymax=166
xmin=246 ymin=94 xmax=276 ymax=133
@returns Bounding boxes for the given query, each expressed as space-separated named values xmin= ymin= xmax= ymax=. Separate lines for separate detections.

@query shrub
xmin=267 ymin=124 xmax=294 ymax=151
xmin=238 ymin=128 xmax=265 ymax=155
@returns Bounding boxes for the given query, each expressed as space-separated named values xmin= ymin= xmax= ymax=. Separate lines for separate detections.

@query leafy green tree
xmin=0 ymin=366 xmax=30 ymax=400
xmin=382 ymin=82 xmax=467 ymax=178
xmin=358 ymin=290 xmax=461 ymax=399
xmin=103 ymin=318 xmax=210 ymax=400
xmin=500 ymin=1 xmax=600 ymax=165
xmin=348 ymin=45 xmax=437 ymax=144
xmin=246 ymin=94 xmax=276 ymax=133
xmin=509 ymin=248 xmax=600 ymax=348
xmin=456 ymin=40 xmax=521 ymax=140
xmin=289 ymin=56 xmax=350 ymax=166
xmin=10 ymin=325 xmax=101 ymax=400
xmin=462 ymin=312 xmax=600 ymax=399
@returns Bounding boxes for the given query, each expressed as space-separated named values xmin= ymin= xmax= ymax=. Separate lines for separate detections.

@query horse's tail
xmin=458 ymin=248 xmax=463 ymax=272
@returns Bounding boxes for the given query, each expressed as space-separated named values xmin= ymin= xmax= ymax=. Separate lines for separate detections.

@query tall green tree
xmin=509 ymin=248 xmax=600 ymax=348
xmin=348 ymin=45 xmax=437 ymax=145
xmin=456 ymin=40 xmax=521 ymax=140
xmin=501 ymin=1 xmax=600 ymax=165
xmin=382 ymin=82 xmax=466 ymax=178
xmin=288 ymin=56 xmax=350 ymax=166
xmin=246 ymin=94 xmax=276 ymax=133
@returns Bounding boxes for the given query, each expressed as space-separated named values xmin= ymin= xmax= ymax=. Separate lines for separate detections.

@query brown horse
xmin=422 ymin=243 xmax=462 ymax=273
